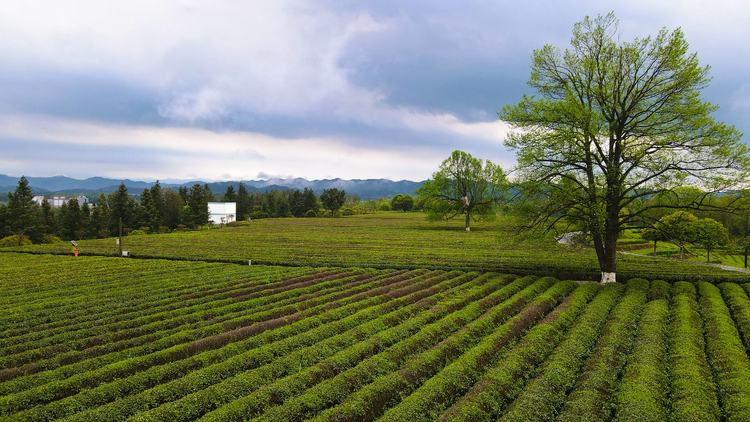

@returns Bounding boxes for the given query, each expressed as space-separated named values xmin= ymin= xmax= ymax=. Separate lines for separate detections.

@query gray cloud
xmin=0 ymin=0 xmax=746 ymax=181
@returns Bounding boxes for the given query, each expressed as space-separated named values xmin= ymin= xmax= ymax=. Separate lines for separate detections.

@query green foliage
xmin=658 ymin=211 xmax=699 ymax=256
xmin=693 ymin=218 xmax=730 ymax=262
xmin=556 ymin=279 xmax=649 ymax=422
xmin=438 ymin=282 xmax=599 ymax=422
xmin=320 ymin=188 xmax=346 ymax=217
xmin=417 ymin=150 xmax=507 ymax=231
xmin=0 ymin=234 xmax=32 ymax=247
xmin=501 ymin=12 xmax=750 ymax=280
xmin=379 ymin=279 xmax=574 ymax=422
xmin=6 ymin=213 xmax=747 ymax=283
xmin=499 ymin=283 xmax=624 ymax=422
xmin=6 ymin=176 xmax=43 ymax=243
xmin=2 ymin=252 xmax=750 ymax=420
xmin=42 ymin=234 xmax=63 ymax=244
xmin=698 ymin=282 xmax=750 ymax=421
xmin=668 ymin=282 xmax=720 ymax=422
xmin=390 ymin=194 xmax=415 ymax=212
xmin=612 ymin=297 xmax=670 ymax=422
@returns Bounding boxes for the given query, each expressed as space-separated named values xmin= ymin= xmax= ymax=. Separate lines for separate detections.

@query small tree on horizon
xmin=320 ymin=188 xmax=346 ymax=217
xmin=417 ymin=150 xmax=507 ymax=231
xmin=692 ymin=217 xmax=730 ymax=262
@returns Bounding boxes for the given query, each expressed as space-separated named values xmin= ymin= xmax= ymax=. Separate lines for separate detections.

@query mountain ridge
xmin=0 ymin=174 xmax=424 ymax=200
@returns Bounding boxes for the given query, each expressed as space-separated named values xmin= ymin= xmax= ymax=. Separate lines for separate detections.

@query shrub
xmin=612 ymin=298 xmax=670 ymax=422
xmin=0 ymin=234 xmax=32 ymax=247
xmin=42 ymin=234 xmax=63 ymax=244
xmin=698 ymin=281 xmax=750 ymax=421
xmin=438 ymin=282 xmax=599 ymax=422
xmin=555 ymin=278 xmax=649 ymax=422
xmin=305 ymin=210 xmax=317 ymax=218
xmin=668 ymin=282 xmax=720 ymax=422
xmin=499 ymin=283 xmax=624 ymax=422
xmin=129 ymin=230 xmax=147 ymax=236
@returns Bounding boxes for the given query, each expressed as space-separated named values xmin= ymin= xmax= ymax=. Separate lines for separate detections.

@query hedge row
xmin=0 ymin=270 xmax=414 ymax=393
xmin=498 ymin=282 xmax=624 ymax=422
xmin=378 ymin=279 xmax=577 ymax=422
xmin=667 ymin=282 xmax=720 ymax=422
xmin=612 ymin=297 xmax=671 ymax=422
xmin=1 ymin=271 xmax=461 ymax=419
xmin=0 ymin=266 xmax=322 ymax=347
xmin=143 ymin=274 xmax=515 ymax=422
xmin=0 ymin=270 xmax=372 ymax=369
xmin=436 ymin=282 xmax=600 ymax=422
xmin=720 ymin=282 xmax=750 ymax=354
xmin=554 ymin=278 xmax=650 ymax=422
xmin=41 ymin=271 xmax=478 ymax=421
xmin=699 ymin=282 xmax=750 ymax=421
xmin=306 ymin=275 xmax=546 ymax=422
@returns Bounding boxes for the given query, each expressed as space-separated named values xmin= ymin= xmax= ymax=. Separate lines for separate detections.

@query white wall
xmin=208 ymin=202 xmax=237 ymax=224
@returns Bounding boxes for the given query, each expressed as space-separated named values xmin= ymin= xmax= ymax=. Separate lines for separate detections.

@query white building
xmin=50 ymin=196 xmax=67 ymax=207
xmin=46 ymin=195 xmax=89 ymax=208
xmin=208 ymin=202 xmax=237 ymax=225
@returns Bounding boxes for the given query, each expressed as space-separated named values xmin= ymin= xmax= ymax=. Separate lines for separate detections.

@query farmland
xmin=3 ymin=213 xmax=750 ymax=421
xmin=9 ymin=213 xmax=749 ymax=283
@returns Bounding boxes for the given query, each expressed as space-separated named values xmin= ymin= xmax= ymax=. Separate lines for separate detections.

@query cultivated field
xmin=2 ymin=253 xmax=750 ymax=421
xmin=9 ymin=213 xmax=749 ymax=283
xmin=3 ymin=214 xmax=750 ymax=421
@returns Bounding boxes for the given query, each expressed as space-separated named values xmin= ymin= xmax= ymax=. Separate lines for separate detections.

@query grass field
xmin=7 ymin=213 xmax=749 ymax=283
xmin=3 ymin=252 xmax=750 ymax=421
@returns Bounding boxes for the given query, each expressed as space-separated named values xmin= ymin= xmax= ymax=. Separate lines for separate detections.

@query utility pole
xmin=119 ymin=217 xmax=123 ymax=257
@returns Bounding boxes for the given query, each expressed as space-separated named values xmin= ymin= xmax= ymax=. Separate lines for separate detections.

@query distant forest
xmin=0 ymin=177 xmax=418 ymax=244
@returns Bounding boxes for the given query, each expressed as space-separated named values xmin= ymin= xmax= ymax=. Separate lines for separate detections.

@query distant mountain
xmin=0 ymin=175 xmax=424 ymax=200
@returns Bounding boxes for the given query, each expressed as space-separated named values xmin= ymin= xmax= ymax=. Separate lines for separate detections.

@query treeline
xmin=0 ymin=176 xmax=419 ymax=244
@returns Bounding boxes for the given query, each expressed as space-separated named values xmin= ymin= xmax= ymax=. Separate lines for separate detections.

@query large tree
xmin=692 ymin=217 xmax=729 ymax=263
xmin=6 ymin=176 xmax=43 ymax=243
xmin=417 ymin=150 xmax=507 ymax=231
xmin=108 ymin=183 xmax=137 ymax=235
xmin=500 ymin=13 xmax=749 ymax=283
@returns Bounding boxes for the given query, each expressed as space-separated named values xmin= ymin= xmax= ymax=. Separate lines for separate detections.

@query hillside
xmin=0 ymin=174 xmax=424 ymax=200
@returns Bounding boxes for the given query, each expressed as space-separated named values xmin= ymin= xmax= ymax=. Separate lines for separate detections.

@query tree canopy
xmin=417 ymin=150 xmax=507 ymax=231
xmin=500 ymin=13 xmax=749 ymax=283
xmin=320 ymin=188 xmax=346 ymax=217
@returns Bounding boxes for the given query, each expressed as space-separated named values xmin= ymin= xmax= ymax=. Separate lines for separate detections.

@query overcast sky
xmin=1 ymin=1 xmax=747 ymax=182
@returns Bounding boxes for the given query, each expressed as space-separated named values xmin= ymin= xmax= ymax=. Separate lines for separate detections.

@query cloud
xmin=0 ymin=113 xmax=456 ymax=181
xmin=0 ymin=1 xmax=747 ymax=182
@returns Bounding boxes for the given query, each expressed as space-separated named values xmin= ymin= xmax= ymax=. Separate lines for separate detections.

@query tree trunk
xmin=600 ymin=198 xmax=620 ymax=284
xmin=601 ymin=234 xmax=618 ymax=284
xmin=653 ymin=241 xmax=657 ymax=256
xmin=465 ymin=211 xmax=471 ymax=231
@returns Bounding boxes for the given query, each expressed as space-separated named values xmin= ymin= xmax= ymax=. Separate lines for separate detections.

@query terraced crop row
xmin=4 ymin=253 xmax=750 ymax=421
